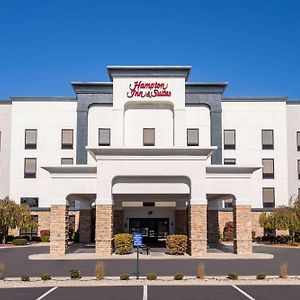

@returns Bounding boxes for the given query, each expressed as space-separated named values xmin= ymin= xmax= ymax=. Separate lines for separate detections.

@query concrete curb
xmin=1 ymin=276 xmax=300 ymax=288
xmin=28 ymin=252 xmax=274 ymax=260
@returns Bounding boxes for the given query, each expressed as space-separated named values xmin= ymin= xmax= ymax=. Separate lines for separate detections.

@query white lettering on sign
xmin=127 ymin=81 xmax=172 ymax=98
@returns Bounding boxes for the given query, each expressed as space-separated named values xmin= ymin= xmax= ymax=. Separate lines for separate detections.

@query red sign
xmin=127 ymin=81 xmax=172 ymax=98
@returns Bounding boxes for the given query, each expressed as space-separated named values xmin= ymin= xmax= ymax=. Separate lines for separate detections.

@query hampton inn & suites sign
xmin=126 ymin=81 xmax=172 ymax=98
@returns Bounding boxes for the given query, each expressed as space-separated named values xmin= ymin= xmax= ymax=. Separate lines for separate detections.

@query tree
xmin=259 ymin=196 xmax=300 ymax=242
xmin=0 ymin=197 xmax=36 ymax=244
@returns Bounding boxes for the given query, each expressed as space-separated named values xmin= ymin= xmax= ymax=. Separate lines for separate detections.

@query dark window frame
xmin=98 ymin=128 xmax=111 ymax=146
xmin=297 ymin=132 xmax=300 ymax=151
xmin=24 ymin=158 xmax=37 ymax=178
xmin=298 ymin=160 xmax=300 ymax=180
xmin=25 ymin=129 xmax=37 ymax=150
xmin=187 ymin=128 xmax=199 ymax=146
xmin=224 ymin=129 xmax=236 ymax=150
xmin=262 ymin=187 xmax=275 ymax=208
xmin=20 ymin=197 xmax=39 ymax=208
xmin=61 ymin=129 xmax=73 ymax=149
xmin=224 ymin=158 xmax=236 ymax=165
xmin=262 ymin=129 xmax=274 ymax=150
xmin=262 ymin=158 xmax=275 ymax=179
xmin=143 ymin=128 xmax=155 ymax=146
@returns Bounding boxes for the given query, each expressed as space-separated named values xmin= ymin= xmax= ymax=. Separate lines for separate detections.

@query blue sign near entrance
xmin=133 ymin=232 xmax=143 ymax=246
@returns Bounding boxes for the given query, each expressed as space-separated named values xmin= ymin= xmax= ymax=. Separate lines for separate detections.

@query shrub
xmin=290 ymin=242 xmax=298 ymax=247
xmin=41 ymin=273 xmax=51 ymax=281
xmin=227 ymin=272 xmax=239 ymax=280
xmin=40 ymin=230 xmax=50 ymax=237
xmin=120 ymin=274 xmax=130 ymax=280
xmin=166 ymin=235 xmax=187 ymax=255
xmin=21 ymin=275 xmax=30 ymax=281
xmin=69 ymin=269 xmax=81 ymax=279
xmin=95 ymin=261 xmax=104 ymax=280
xmin=6 ymin=235 xmax=14 ymax=242
xmin=114 ymin=233 xmax=133 ymax=255
xmin=31 ymin=236 xmax=42 ymax=242
xmin=279 ymin=263 xmax=288 ymax=279
xmin=256 ymin=273 xmax=266 ymax=280
xmin=174 ymin=273 xmax=184 ymax=280
xmin=72 ymin=230 xmax=80 ymax=243
xmin=12 ymin=238 xmax=28 ymax=246
xmin=0 ymin=263 xmax=5 ymax=280
xmin=198 ymin=264 xmax=205 ymax=279
xmin=223 ymin=222 xmax=234 ymax=241
xmin=146 ymin=273 xmax=157 ymax=280
xmin=41 ymin=236 xmax=50 ymax=243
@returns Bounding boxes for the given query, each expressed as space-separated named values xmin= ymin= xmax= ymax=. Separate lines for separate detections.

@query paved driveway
xmin=0 ymin=245 xmax=299 ymax=277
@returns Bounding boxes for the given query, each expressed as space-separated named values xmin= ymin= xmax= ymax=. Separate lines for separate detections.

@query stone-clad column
xmin=95 ymin=205 xmax=113 ymax=255
xmin=233 ymin=205 xmax=252 ymax=255
xmin=50 ymin=205 xmax=69 ymax=255
xmin=188 ymin=204 xmax=207 ymax=256
xmin=79 ymin=209 xmax=93 ymax=243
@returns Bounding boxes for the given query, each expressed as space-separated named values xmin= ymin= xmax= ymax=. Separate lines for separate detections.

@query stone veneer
xmin=95 ymin=204 xmax=113 ymax=255
xmin=233 ymin=205 xmax=252 ymax=255
xmin=50 ymin=205 xmax=69 ymax=255
xmin=79 ymin=209 xmax=93 ymax=243
xmin=188 ymin=204 xmax=207 ymax=256
xmin=175 ymin=209 xmax=187 ymax=234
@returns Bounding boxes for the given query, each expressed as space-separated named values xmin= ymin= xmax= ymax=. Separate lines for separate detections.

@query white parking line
xmin=143 ymin=285 xmax=147 ymax=300
xmin=232 ymin=285 xmax=255 ymax=300
xmin=35 ymin=287 xmax=58 ymax=300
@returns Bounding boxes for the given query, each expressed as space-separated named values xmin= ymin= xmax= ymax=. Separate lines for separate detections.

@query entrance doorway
xmin=129 ymin=218 xmax=169 ymax=246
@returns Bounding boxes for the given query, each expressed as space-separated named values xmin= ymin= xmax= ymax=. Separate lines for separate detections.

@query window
xmin=20 ymin=197 xmax=39 ymax=207
xmin=224 ymin=158 xmax=236 ymax=165
xmin=187 ymin=129 xmax=199 ymax=146
xmin=25 ymin=129 xmax=37 ymax=149
xmin=24 ymin=158 xmax=37 ymax=178
xmin=262 ymin=130 xmax=274 ymax=149
xmin=61 ymin=129 xmax=73 ymax=149
xmin=224 ymin=199 xmax=233 ymax=208
xmin=143 ymin=128 xmax=155 ymax=146
xmin=143 ymin=202 xmax=155 ymax=207
xmin=263 ymin=187 xmax=275 ymax=208
xmin=298 ymin=160 xmax=300 ymax=180
xmin=297 ymin=132 xmax=300 ymax=151
xmin=262 ymin=159 xmax=274 ymax=179
xmin=98 ymin=128 xmax=111 ymax=146
xmin=224 ymin=130 xmax=236 ymax=149
xmin=61 ymin=158 xmax=74 ymax=165
xmin=20 ymin=215 xmax=38 ymax=237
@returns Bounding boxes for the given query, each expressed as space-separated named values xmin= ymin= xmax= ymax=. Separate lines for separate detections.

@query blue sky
xmin=0 ymin=0 xmax=299 ymax=99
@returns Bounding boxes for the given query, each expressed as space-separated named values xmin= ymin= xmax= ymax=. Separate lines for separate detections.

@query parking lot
xmin=1 ymin=285 xmax=300 ymax=300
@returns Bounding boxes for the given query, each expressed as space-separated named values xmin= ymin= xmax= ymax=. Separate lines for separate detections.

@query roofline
xmin=287 ymin=100 xmax=300 ymax=104
xmin=186 ymin=82 xmax=228 ymax=94
xmin=222 ymin=96 xmax=288 ymax=102
xmin=0 ymin=100 xmax=12 ymax=104
xmin=71 ymin=82 xmax=113 ymax=94
xmin=10 ymin=96 xmax=77 ymax=102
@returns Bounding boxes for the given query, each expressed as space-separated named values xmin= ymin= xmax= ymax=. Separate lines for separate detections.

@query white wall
xmin=287 ymin=103 xmax=300 ymax=200
xmin=9 ymin=101 xmax=77 ymax=207
xmin=0 ymin=103 xmax=12 ymax=198
xmin=222 ymin=101 xmax=289 ymax=208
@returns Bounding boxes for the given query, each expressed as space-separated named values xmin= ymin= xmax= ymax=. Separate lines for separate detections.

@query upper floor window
xmin=25 ymin=129 xmax=37 ymax=149
xmin=24 ymin=158 xmax=37 ymax=178
xmin=143 ymin=128 xmax=155 ymax=146
xmin=262 ymin=159 xmax=274 ymax=179
xmin=263 ymin=187 xmax=275 ymax=208
xmin=61 ymin=129 xmax=73 ymax=149
xmin=224 ymin=130 xmax=236 ymax=149
xmin=98 ymin=128 xmax=111 ymax=146
xmin=262 ymin=130 xmax=274 ymax=149
xmin=224 ymin=158 xmax=236 ymax=165
xmin=20 ymin=197 xmax=39 ymax=207
xmin=187 ymin=129 xmax=199 ymax=146
xmin=297 ymin=132 xmax=300 ymax=151
xmin=298 ymin=160 xmax=300 ymax=180
xmin=61 ymin=158 xmax=74 ymax=165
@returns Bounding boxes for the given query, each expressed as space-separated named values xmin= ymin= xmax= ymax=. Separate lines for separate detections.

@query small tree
xmin=0 ymin=197 xmax=36 ymax=244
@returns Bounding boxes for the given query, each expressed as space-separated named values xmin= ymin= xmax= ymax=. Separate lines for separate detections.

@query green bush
xmin=21 ymin=275 xmax=30 ymax=281
xmin=166 ymin=235 xmax=187 ymax=255
xmin=0 ymin=263 xmax=5 ymax=280
xmin=114 ymin=233 xmax=133 ymax=255
xmin=174 ymin=273 xmax=184 ymax=280
xmin=69 ymin=269 xmax=81 ymax=279
xmin=41 ymin=273 xmax=51 ymax=281
xmin=12 ymin=238 xmax=28 ymax=246
xmin=41 ymin=236 xmax=50 ymax=242
xmin=31 ymin=236 xmax=42 ymax=242
xmin=290 ymin=242 xmax=298 ymax=247
xmin=256 ymin=273 xmax=266 ymax=280
xmin=227 ymin=272 xmax=239 ymax=280
xmin=146 ymin=273 xmax=157 ymax=280
xmin=120 ymin=274 xmax=130 ymax=280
